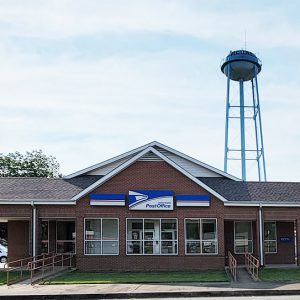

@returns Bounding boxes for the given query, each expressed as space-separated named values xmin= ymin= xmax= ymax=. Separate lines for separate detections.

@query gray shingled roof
xmin=0 ymin=176 xmax=102 ymax=200
xmin=199 ymin=178 xmax=300 ymax=202
xmin=0 ymin=175 xmax=299 ymax=203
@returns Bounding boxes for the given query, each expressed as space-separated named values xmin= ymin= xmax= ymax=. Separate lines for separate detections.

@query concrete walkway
xmin=0 ymin=266 xmax=300 ymax=299
xmin=0 ymin=279 xmax=300 ymax=299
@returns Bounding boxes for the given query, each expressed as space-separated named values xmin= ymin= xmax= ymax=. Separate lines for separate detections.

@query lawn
xmin=0 ymin=272 xmax=7 ymax=285
xmin=259 ymin=268 xmax=300 ymax=282
xmin=44 ymin=270 xmax=229 ymax=284
xmin=0 ymin=270 xmax=31 ymax=285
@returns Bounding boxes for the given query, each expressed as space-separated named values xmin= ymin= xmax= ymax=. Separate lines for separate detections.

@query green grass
xmin=44 ymin=270 xmax=229 ymax=284
xmin=0 ymin=272 xmax=7 ymax=285
xmin=0 ymin=271 xmax=30 ymax=285
xmin=259 ymin=268 xmax=300 ymax=282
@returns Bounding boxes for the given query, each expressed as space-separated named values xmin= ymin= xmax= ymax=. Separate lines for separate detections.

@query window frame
xmin=234 ymin=221 xmax=253 ymax=255
xmin=264 ymin=221 xmax=277 ymax=254
xmin=55 ymin=220 xmax=76 ymax=254
xmin=84 ymin=218 xmax=119 ymax=256
xmin=126 ymin=218 xmax=178 ymax=256
xmin=184 ymin=218 xmax=218 ymax=255
xmin=41 ymin=220 xmax=49 ymax=254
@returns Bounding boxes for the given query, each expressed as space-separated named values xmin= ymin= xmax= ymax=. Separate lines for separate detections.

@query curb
xmin=1 ymin=289 xmax=300 ymax=299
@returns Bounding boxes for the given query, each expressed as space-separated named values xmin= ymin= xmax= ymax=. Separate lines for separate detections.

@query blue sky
xmin=0 ymin=0 xmax=300 ymax=181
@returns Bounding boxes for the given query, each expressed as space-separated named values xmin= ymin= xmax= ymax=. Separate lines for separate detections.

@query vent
xmin=138 ymin=152 xmax=163 ymax=161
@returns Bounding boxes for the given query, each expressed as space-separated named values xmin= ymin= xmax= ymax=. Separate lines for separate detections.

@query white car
xmin=0 ymin=245 xmax=7 ymax=263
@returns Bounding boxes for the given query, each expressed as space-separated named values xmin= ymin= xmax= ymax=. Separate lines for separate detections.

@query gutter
xmin=0 ymin=200 xmax=76 ymax=205
xmin=31 ymin=201 xmax=36 ymax=258
xmin=258 ymin=203 xmax=264 ymax=266
xmin=224 ymin=201 xmax=300 ymax=207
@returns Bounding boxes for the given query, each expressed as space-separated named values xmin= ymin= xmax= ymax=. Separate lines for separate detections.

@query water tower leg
xmin=255 ymin=75 xmax=267 ymax=181
xmin=251 ymin=78 xmax=261 ymax=181
xmin=239 ymin=79 xmax=246 ymax=181
xmin=224 ymin=72 xmax=231 ymax=173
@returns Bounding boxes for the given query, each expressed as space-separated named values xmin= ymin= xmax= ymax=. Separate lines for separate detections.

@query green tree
xmin=0 ymin=150 xmax=61 ymax=177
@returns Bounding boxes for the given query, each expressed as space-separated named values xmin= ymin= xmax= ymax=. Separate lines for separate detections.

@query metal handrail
xmin=4 ymin=252 xmax=53 ymax=285
xmin=228 ymin=251 xmax=237 ymax=281
xmin=28 ymin=252 xmax=73 ymax=284
xmin=245 ymin=253 xmax=259 ymax=281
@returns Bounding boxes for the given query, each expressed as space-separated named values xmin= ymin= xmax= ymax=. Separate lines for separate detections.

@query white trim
xmin=84 ymin=218 xmax=119 ymax=256
xmin=263 ymin=221 xmax=277 ymax=254
xmin=149 ymin=148 xmax=229 ymax=202
xmin=32 ymin=204 xmax=36 ymax=257
xmin=126 ymin=218 xmax=178 ymax=256
xmin=64 ymin=141 xmax=239 ymax=181
xmin=224 ymin=202 xmax=300 ymax=207
xmin=152 ymin=141 xmax=240 ymax=181
xmin=0 ymin=200 xmax=75 ymax=205
xmin=71 ymin=147 xmax=156 ymax=201
xmin=234 ymin=221 xmax=253 ymax=255
xmin=64 ymin=142 xmax=155 ymax=178
xmin=71 ymin=147 xmax=229 ymax=203
xmin=176 ymin=201 xmax=210 ymax=207
xmin=259 ymin=205 xmax=264 ymax=266
xmin=184 ymin=218 xmax=218 ymax=255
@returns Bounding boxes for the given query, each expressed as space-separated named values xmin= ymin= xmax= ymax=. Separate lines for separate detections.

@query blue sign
xmin=128 ymin=190 xmax=173 ymax=210
xmin=90 ymin=194 xmax=126 ymax=206
xmin=279 ymin=237 xmax=293 ymax=243
xmin=176 ymin=195 xmax=210 ymax=207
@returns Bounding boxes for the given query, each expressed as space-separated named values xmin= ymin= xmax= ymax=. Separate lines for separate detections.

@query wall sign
xmin=176 ymin=195 xmax=210 ymax=207
xmin=128 ymin=190 xmax=173 ymax=210
xmin=90 ymin=194 xmax=126 ymax=206
xmin=279 ymin=237 xmax=293 ymax=243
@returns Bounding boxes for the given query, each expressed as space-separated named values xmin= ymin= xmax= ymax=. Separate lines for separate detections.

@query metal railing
xmin=228 ymin=251 xmax=237 ymax=281
xmin=4 ymin=253 xmax=53 ymax=285
xmin=245 ymin=253 xmax=260 ymax=281
xmin=28 ymin=252 xmax=73 ymax=284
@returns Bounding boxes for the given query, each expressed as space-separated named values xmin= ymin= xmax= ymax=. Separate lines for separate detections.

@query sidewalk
xmin=1 ymin=280 xmax=300 ymax=299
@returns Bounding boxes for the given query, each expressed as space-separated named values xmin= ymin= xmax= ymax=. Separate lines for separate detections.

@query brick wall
xmin=75 ymin=161 xmax=228 ymax=271
xmin=1 ymin=160 xmax=300 ymax=270
xmin=265 ymin=221 xmax=296 ymax=265
xmin=7 ymin=220 xmax=30 ymax=261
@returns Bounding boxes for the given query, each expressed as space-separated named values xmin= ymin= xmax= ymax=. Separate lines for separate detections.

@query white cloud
xmin=0 ymin=1 xmax=299 ymax=181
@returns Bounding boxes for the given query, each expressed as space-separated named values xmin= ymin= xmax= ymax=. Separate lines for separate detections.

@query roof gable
xmin=65 ymin=141 xmax=239 ymax=181
xmin=71 ymin=146 xmax=229 ymax=202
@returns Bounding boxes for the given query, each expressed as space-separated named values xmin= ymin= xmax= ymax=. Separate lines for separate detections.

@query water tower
xmin=221 ymin=50 xmax=266 ymax=181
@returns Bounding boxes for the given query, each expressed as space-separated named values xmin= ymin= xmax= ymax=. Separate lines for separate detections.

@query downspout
xmin=259 ymin=203 xmax=264 ymax=266
xmin=31 ymin=201 xmax=36 ymax=258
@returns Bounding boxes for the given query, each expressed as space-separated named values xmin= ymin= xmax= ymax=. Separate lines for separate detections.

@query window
xmin=41 ymin=220 xmax=49 ymax=254
xmin=185 ymin=219 xmax=217 ymax=255
xmin=234 ymin=221 xmax=253 ymax=254
xmin=85 ymin=219 xmax=119 ymax=255
xmin=264 ymin=221 xmax=277 ymax=254
xmin=126 ymin=219 xmax=177 ymax=255
xmin=56 ymin=220 xmax=76 ymax=253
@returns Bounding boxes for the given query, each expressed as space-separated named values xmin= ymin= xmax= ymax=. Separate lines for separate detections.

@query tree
xmin=0 ymin=150 xmax=61 ymax=177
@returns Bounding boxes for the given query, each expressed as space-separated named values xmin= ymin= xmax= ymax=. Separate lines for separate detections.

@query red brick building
xmin=0 ymin=141 xmax=299 ymax=270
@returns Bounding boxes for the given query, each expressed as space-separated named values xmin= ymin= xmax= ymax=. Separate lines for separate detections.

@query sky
xmin=0 ymin=0 xmax=300 ymax=181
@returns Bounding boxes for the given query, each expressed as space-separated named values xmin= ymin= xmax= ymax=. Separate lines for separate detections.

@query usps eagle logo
xmin=128 ymin=190 xmax=173 ymax=210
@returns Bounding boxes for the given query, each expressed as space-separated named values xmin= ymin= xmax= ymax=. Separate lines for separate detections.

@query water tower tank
xmin=221 ymin=49 xmax=266 ymax=181
xmin=221 ymin=50 xmax=261 ymax=81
